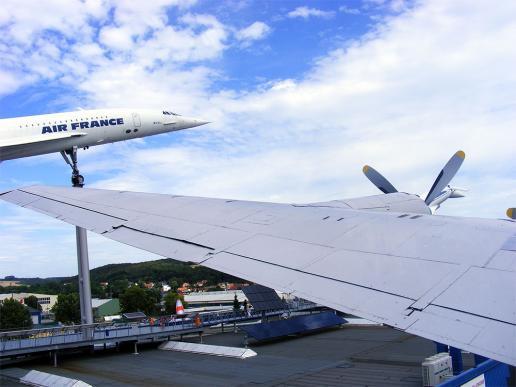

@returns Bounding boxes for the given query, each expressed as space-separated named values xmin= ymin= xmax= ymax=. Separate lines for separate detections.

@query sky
xmin=1 ymin=0 xmax=515 ymax=277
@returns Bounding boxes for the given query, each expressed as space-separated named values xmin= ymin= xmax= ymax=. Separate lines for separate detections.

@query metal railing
xmin=0 ymin=299 xmax=318 ymax=356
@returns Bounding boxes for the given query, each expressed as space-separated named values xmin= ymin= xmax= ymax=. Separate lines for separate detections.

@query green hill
xmin=87 ymin=258 xmax=241 ymax=285
xmin=1 ymin=259 xmax=242 ymax=296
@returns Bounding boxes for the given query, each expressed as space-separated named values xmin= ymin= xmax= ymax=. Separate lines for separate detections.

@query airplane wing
xmin=0 ymin=132 xmax=87 ymax=148
xmin=1 ymin=185 xmax=515 ymax=365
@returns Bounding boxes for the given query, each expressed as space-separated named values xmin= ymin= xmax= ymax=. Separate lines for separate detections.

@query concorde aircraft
xmin=2 ymin=174 xmax=515 ymax=365
xmin=0 ymin=109 xmax=208 ymax=186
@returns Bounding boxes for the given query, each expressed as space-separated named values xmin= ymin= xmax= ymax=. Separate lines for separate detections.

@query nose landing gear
xmin=60 ymin=146 xmax=84 ymax=188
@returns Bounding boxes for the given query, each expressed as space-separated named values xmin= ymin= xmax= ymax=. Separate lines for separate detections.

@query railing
xmin=0 ymin=300 xmax=319 ymax=356
xmin=0 ymin=319 xmax=200 ymax=354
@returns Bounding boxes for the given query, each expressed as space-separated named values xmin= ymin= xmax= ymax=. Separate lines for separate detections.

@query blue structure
xmin=240 ymin=311 xmax=345 ymax=341
xmin=449 ymin=347 xmax=463 ymax=375
xmin=438 ymin=359 xmax=511 ymax=387
xmin=435 ymin=342 xmax=448 ymax=354
xmin=434 ymin=342 xmax=511 ymax=386
xmin=474 ymin=354 xmax=488 ymax=366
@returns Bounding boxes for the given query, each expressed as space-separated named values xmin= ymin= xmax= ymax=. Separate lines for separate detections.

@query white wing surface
xmin=1 ymin=185 xmax=515 ymax=365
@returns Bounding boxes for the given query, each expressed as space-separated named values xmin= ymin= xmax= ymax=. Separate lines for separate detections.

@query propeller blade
xmin=507 ymin=208 xmax=515 ymax=219
xmin=425 ymin=150 xmax=465 ymax=205
xmin=362 ymin=165 xmax=398 ymax=194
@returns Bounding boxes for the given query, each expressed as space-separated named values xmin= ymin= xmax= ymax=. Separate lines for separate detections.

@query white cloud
xmin=0 ymin=0 xmax=208 ymax=97
xmin=0 ymin=1 xmax=95 ymax=43
xmin=137 ymin=13 xmax=228 ymax=63
xmin=99 ymin=26 xmax=135 ymax=50
xmin=287 ymin=6 xmax=336 ymax=19
xmin=389 ymin=0 xmax=408 ymax=12
xmin=236 ymin=22 xmax=271 ymax=45
xmin=1 ymin=0 xmax=516 ymax=277
xmin=0 ymin=69 xmax=26 ymax=98
xmin=81 ymin=0 xmax=516 ymax=214
xmin=339 ymin=6 xmax=361 ymax=15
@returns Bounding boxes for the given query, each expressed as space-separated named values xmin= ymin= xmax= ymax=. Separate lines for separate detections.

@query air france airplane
xmin=0 ymin=108 xmax=208 ymax=186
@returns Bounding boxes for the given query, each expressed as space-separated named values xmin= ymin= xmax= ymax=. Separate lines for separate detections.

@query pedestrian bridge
xmin=0 ymin=300 xmax=318 ymax=358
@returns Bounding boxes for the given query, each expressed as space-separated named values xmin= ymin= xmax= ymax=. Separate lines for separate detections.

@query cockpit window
xmin=162 ymin=111 xmax=180 ymax=116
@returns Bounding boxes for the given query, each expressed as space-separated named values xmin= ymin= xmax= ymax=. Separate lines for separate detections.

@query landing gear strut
xmin=60 ymin=146 xmax=84 ymax=187
xmin=60 ymin=146 xmax=93 ymax=326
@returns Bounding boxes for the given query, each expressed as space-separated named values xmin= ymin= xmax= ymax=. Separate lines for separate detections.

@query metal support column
xmin=450 ymin=347 xmax=463 ymax=375
xmin=435 ymin=342 xmax=449 ymax=354
xmin=474 ymin=354 xmax=488 ymax=366
xmin=76 ymin=226 xmax=93 ymax=325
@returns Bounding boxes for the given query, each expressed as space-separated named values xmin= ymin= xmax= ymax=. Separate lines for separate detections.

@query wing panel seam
xmin=112 ymin=225 xmax=215 ymax=251
xmin=425 ymin=304 xmax=515 ymax=327
xmin=219 ymin=251 xmax=415 ymax=301
xmin=19 ymin=189 xmax=128 ymax=221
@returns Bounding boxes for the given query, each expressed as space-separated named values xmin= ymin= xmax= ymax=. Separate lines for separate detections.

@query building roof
xmin=91 ymin=299 xmax=113 ymax=308
xmin=122 ymin=312 xmax=146 ymax=320
xmin=1 ymin=325 xmax=472 ymax=386
xmin=0 ymin=292 xmax=57 ymax=299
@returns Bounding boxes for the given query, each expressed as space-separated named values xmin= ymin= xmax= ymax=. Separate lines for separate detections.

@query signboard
xmin=460 ymin=374 xmax=485 ymax=387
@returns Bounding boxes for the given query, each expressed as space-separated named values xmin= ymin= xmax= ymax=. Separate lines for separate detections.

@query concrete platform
xmin=0 ymin=325 xmax=475 ymax=386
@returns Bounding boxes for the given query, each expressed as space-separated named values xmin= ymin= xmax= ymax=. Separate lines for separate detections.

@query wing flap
xmin=432 ymin=266 xmax=515 ymax=324
xmin=303 ymin=249 xmax=457 ymax=300
xmin=409 ymin=306 xmax=515 ymax=366
xmin=203 ymin=251 xmax=416 ymax=327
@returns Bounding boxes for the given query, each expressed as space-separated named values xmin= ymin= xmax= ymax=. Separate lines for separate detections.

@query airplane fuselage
xmin=0 ymin=108 xmax=207 ymax=161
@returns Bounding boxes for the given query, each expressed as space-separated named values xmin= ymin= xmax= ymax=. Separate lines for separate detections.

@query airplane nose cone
xmin=182 ymin=116 xmax=210 ymax=128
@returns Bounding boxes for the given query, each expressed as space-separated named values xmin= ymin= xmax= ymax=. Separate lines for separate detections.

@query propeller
xmin=363 ymin=150 xmax=466 ymax=213
xmin=362 ymin=165 xmax=398 ymax=194
xmin=424 ymin=150 xmax=465 ymax=205
xmin=507 ymin=208 xmax=515 ymax=219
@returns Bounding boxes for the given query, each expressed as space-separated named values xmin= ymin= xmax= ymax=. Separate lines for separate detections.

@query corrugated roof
xmin=91 ymin=298 xmax=112 ymax=308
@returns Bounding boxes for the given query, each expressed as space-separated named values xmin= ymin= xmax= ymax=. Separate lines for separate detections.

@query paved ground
xmin=0 ymin=325 xmax=474 ymax=386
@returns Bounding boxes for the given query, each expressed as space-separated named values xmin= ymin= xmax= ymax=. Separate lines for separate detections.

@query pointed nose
xmin=181 ymin=116 xmax=210 ymax=128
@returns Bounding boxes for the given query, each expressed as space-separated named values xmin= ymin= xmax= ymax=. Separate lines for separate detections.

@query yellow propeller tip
xmin=362 ymin=165 xmax=369 ymax=173
xmin=507 ymin=208 xmax=514 ymax=219
xmin=456 ymin=150 xmax=465 ymax=159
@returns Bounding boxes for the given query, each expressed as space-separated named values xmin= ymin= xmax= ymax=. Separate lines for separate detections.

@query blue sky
xmin=1 ymin=0 xmax=515 ymax=277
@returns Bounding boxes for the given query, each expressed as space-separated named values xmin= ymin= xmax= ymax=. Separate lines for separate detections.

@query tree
xmin=119 ymin=286 xmax=157 ymax=315
xmin=146 ymin=287 xmax=162 ymax=306
xmin=91 ymin=282 xmax=106 ymax=298
xmin=168 ymin=279 xmax=179 ymax=291
xmin=24 ymin=295 xmax=42 ymax=311
xmin=0 ymin=299 xmax=33 ymax=330
xmin=109 ymin=279 xmax=130 ymax=298
xmin=52 ymin=293 xmax=81 ymax=324
xmin=164 ymin=292 xmax=187 ymax=314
